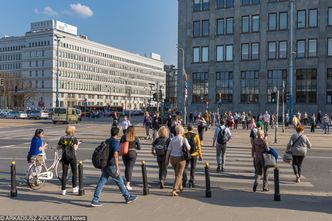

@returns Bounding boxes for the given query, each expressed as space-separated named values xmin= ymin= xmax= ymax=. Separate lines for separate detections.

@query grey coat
xmin=286 ymin=133 xmax=312 ymax=156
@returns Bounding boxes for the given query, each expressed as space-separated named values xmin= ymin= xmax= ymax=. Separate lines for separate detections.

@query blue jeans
xmin=92 ymin=166 xmax=130 ymax=203
xmin=323 ymin=122 xmax=330 ymax=134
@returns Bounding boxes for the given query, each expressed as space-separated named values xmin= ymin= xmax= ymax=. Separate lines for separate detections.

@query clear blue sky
xmin=0 ymin=0 xmax=178 ymax=64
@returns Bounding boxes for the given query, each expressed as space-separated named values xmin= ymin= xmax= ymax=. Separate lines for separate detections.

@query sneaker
xmin=159 ymin=181 xmax=164 ymax=189
xmin=91 ymin=201 xmax=102 ymax=207
xmin=252 ymin=183 xmax=257 ymax=192
xmin=126 ymin=184 xmax=133 ymax=191
xmin=126 ymin=195 xmax=138 ymax=204
xmin=216 ymin=165 xmax=221 ymax=173
xmin=263 ymin=188 xmax=269 ymax=192
xmin=61 ymin=190 xmax=66 ymax=196
xmin=221 ymin=167 xmax=224 ymax=172
xmin=73 ymin=187 xmax=79 ymax=193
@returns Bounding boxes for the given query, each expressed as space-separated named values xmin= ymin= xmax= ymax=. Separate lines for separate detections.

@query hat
xmin=256 ymin=121 xmax=263 ymax=128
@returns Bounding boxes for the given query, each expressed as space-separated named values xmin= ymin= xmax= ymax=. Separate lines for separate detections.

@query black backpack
xmin=154 ymin=138 xmax=169 ymax=156
xmin=92 ymin=140 xmax=110 ymax=169
xmin=61 ymin=137 xmax=76 ymax=162
xmin=186 ymin=133 xmax=197 ymax=154
xmin=217 ymin=127 xmax=228 ymax=144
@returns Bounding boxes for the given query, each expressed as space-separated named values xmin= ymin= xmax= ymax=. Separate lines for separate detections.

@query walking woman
xmin=143 ymin=112 xmax=152 ymax=139
xmin=196 ymin=114 xmax=206 ymax=141
xmin=57 ymin=125 xmax=81 ymax=195
xmin=251 ymin=129 xmax=269 ymax=192
xmin=120 ymin=125 xmax=141 ymax=190
xmin=152 ymin=126 xmax=170 ymax=189
xmin=310 ymin=113 xmax=316 ymax=133
xmin=286 ymin=125 xmax=312 ymax=183
xmin=166 ymin=125 xmax=191 ymax=196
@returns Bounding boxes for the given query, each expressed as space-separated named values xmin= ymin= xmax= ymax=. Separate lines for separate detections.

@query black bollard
xmin=141 ymin=161 xmax=149 ymax=195
xmin=274 ymin=167 xmax=281 ymax=201
xmin=10 ymin=161 xmax=17 ymax=198
xmin=205 ymin=163 xmax=212 ymax=198
xmin=78 ymin=161 xmax=85 ymax=196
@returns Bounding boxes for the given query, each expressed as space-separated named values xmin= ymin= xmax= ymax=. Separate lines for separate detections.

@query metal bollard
xmin=141 ymin=161 xmax=149 ymax=195
xmin=78 ymin=161 xmax=85 ymax=196
xmin=205 ymin=163 xmax=212 ymax=198
xmin=10 ymin=161 xmax=17 ymax=198
xmin=274 ymin=167 xmax=281 ymax=201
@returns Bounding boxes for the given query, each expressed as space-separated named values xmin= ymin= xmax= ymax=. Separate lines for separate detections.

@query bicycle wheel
xmin=27 ymin=164 xmax=45 ymax=190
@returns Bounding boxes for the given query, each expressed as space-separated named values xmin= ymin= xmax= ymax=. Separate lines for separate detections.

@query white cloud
xmin=43 ymin=6 xmax=58 ymax=16
xmin=34 ymin=6 xmax=58 ymax=17
xmin=70 ymin=3 xmax=93 ymax=17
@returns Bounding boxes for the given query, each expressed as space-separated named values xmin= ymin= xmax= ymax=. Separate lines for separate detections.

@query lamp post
xmin=54 ymin=34 xmax=65 ymax=108
xmin=289 ymin=0 xmax=295 ymax=123
xmin=177 ymin=45 xmax=187 ymax=125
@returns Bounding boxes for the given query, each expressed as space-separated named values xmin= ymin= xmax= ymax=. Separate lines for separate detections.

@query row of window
xmin=193 ymin=8 xmax=332 ymax=38
xmin=193 ymin=0 xmax=261 ymax=11
xmin=28 ymin=41 xmax=50 ymax=48
xmin=0 ymin=63 xmax=20 ymax=70
xmin=191 ymin=69 xmax=332 ymax=104
xmin=192 ymin=38 xmax=332 ymax=63
xmin=0 ymin=54 xmax=21 ymax=61
xmin=0 ymin=45 xmax=25 ymax=52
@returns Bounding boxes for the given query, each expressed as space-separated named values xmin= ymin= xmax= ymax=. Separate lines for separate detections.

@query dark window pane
xmin=226 ymin=0 xmax=234 ymax=8
xmin=216 ymin=19 xmax=224 ymax=35
xmin=297 ymin=10 xmax=306 ymax=28
xmin=216 ymin=0 xmax=224 ymax=8
xmin=269 ymin=13 xmax=277 ymax=31
xmin=202 ymin=20 xmax=209 ymax=36
xmin=193 ymin=21 xmax=200 ymax=37
xmin=242 ymin=16 xmax=249 ymax=33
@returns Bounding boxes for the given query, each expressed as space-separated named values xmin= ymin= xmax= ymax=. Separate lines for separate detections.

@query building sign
xmin=30 ymin=20 xmax=77 ymax=35
xmin=55 ymin=21 xmax=77 ymax=35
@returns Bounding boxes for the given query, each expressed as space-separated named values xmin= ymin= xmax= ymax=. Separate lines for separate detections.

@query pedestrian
xmin=57 ymin=125 xmax=81 ymax=195
xmin=189 ymin=112 xmax=193 ymax=123
xmin=196 ymin=114 xmax=207 ymax=141
xmin=143 ymin=112 xmax=152 ymax=139
xmin=166 ymin=125 xmax=191 ymax=196
xmin=322 ymin=113 xmax=331 ymax=134
xmin=310 ymin=113 xmax=316 ymax=133
xmin=263 ymin=111 xmax=270 ymax=134
xmin=241 ymin=112 xmax=246 ymax=129
xmin=182 ymin=125 xmax=203 ymax=188
xmin=203 ymin=110 xmax=211 ymax=131
xmin=120 ymin=115 xmax=131 ymax=135
xmin=152 ymin=112 xmax=162 ymax=142
xmin=285 ymin=113 xmax=290 ymax=129
xmin=91 ymin=127 xmax=137 ymax=207
xmin=112 ymin=112 xmax=119 ymax=128
xmin=286 ymin=125 xmax=312 ymax=183
xmin=120 ymin=125 xmax=141 ymax=190
xmin=213 ymin=119 xmax=232 ymax=172
xmin=303 ymin=112 xmax=308 ymax=126
xmin=152 ymin=126 xmax=170 ymax=189
xmin=170 ymin=115 xmax=182 ymax=137
xmin=317 ymin=111 xmax=322 ymax=125
xmin=252 ymin=129 xmax=269 ymax=192
xmin=293 ymin=115 xmax=300 ymax=128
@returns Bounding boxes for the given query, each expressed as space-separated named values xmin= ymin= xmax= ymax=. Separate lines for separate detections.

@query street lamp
xmin=177 ymin=45 xmax=187 ymax=125
xmin=54 ymin=34 xmax=65 ymax=107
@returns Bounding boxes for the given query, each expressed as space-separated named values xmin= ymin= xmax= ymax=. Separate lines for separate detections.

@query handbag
xmin=182 ymin=138 xmax=191 ymax=160
xmin=119 ymin=141 xmax=129 ymax=156
xmin=282 ymin=151 xmax=293 ymax=164
xmin=263 ymin=152 xmax=276 ymax=168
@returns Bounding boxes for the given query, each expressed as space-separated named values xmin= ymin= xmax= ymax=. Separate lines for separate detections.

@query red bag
xmin=120 ymin=141 xmax=129 ymax=156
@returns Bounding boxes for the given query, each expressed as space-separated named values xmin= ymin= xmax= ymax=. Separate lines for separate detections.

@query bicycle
xmin=26 ymin=146 xmax=70 ymax=190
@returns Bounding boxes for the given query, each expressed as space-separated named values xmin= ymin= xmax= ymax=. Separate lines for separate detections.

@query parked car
xmin=28 ymin=110 xmax=49 ymax=119
xmin=0 ymin=109 xmax=12 ymax=118
xmin=53 ymin=107 xmax=79 ymax=124
xmin=5 ymin=111 xmax=28 ymax=119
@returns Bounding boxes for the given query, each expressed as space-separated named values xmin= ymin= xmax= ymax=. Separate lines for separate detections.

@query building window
xmin=193 ymin=47 xmax=200 ymax=63
xmin=202 ymin=0 xmax=210 ymax=10
xmin=192 ymin=72 xmax=208 ymax=104
xmin=242 ymin=0 xmax=250 ymax=6
xmin=297 ymin=10 xmax=306 ymax=28
xmin=226 ymin=0 xmax=234 ymax=8
xmin=279 ymin=41 xmax=287 ymax=59
xmin=216 ymin=45 xmax=224 ymax=62
xmin=252 ymin=15 xmax=260 ymax=32
xmin=242 ymin=16 xmax=250 ymax=33
xmin=216 ymin=72 xmax=233 ymax=104
xmin=268 ymin=42 xmax=277 ymax=59
xmin=202 ymin=46 xmax=209 ymax=62
xmin=267 ymin=70 xmax=287 ymax=103
xmin=327 ymin=69 xmax=332 ymax=104
xmin=252 ymin=0 xmax=260 ymax=5
xmin=251 ymin=43 xmax=259 ymax=60
xmin=296 ymin=69 xmax=317 ymax=104
xmin=308 ymin=9 xmax=318 ymax=28
xmin=279 ymin=12 xmax=288 ymax=30
xmin=216 ymin=0 xmax=224 ymax=9
xmin=193 ymin=21 xmax=200 ymax=37
xmin=297 ymin=40 xmax=306 ymax=58
xmin=308 ymin=39 xmax=317 ymax=57
xmin=193 ymin=0 xmax=201 ymax=11
xmin=240 ymin=71 xmax=259 ymax=104
xmin=328 ymin=38 xmax=332 ymax=56
xmin=241 ymin=43 xmax=249 ymax=60
xmin=216 ymin=19 xmax=224 ymax=35
xmin=226 ymin=45 xmax=233 ymax=61
xmin=329 ymin=8 xmax=332 ymax=26
xmin=202 ymin=20 xmax=209 ymax=36
xmin=268 ymin=13 xmax=277 ymax=31
xmin=226 ymin=17 xmax=234 ymax=34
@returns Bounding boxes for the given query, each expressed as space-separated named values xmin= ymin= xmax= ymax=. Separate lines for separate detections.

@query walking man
xmin=263 ymin=111 xmax=270 ymax=134
xmin=213 ymin=119 xmax=232 ymax=172
xmin=91 ymin=127 xmax=137 ymax=207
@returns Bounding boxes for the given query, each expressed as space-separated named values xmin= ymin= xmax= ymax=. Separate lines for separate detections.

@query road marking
xmin=307 ymin=156 xmax=332 ymax=159
xmin=0 ymin=145 xmax=15 ymax=149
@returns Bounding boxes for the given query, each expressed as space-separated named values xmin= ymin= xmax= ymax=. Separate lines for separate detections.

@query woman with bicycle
xmin=27 ymin=128 xmax=48 ymax=171
xmin=57 ymin=125 xmax=81 ymax=195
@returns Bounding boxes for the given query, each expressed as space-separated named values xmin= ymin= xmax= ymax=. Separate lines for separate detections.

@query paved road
xmin=0 ymin=118 xmax=331 ymax=220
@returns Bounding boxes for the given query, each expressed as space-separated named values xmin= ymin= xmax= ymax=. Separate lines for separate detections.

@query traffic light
xmin=271 ymin=92 xmax=277 ymax=103
xmin=285 ymin=92 xmax=291 ymax=103
xmin=0 ymin=78 xmax=4 ymax=86
xmin=153 ymin=93 xmax=158 ymax=101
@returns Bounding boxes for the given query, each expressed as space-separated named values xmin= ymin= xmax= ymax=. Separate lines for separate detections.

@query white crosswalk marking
xmin=80 ymin=140 xmax=315 ymax=192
